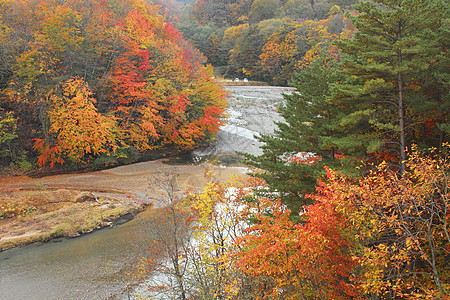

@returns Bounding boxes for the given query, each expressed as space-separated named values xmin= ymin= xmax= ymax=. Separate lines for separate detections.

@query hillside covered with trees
xmin=0 ymin=0 xmax=226 ymax=171
xmin=132 ymin=0 xmax=449 ymax=299
xmin=178 ymin=0 xmax=359 ymax=85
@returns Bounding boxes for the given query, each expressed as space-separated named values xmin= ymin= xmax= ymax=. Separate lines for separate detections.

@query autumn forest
xmin=0 ymin=0 xmax=226 ymax=170
xmin=0 ymin=0 xmax=449 ymax=299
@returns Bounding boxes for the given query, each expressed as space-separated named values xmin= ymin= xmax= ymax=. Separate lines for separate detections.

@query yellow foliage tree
xmin=34 ymin=77 xmax=117 ymax=166
xmin=311 ymin=147 xmax=450 ymax=299
xmin=188 ymin=173 xmax=269 ymax=299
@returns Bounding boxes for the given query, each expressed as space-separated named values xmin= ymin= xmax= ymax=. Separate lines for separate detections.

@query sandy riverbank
xmin=0 ymin=160 xmax=247 ymax=251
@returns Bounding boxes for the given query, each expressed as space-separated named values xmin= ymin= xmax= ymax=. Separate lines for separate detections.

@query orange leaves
xmin=123 ymin=9 xmax=160 ymax=48
xmin=32 ymin=138 xmax=64 ymax=168
xmin=287 ymin=152 xmax=321 ymax=166
xmin=170 ymin=149 xmax=447 ymax=298
xmin=163 ymin=22 xmax=181 ymax=42
xmin=5 ymin=0 xmax=226 ymax=168
xmin=259 ymin=38 xmax=282 ymax=73
xmin=37 ymin=77 xmax=118 ymax=166
xmin=235 ymin=192 xmax=359 ymax=299
xmin=110 ymin=9 xmax=225 ymax=151
xmin=232 ymin=147 xmax=449 ymax=299
xmin=312 ymin=148 xmax=450 ymax=298
xmin=164 ymin=104 xmax=224 ymax=149
xmin=168 ymin=95 xmax=190 ymax=115
xmin=260 ymin=30 xmax=298 ymax=74
xmin=197 ymin=105 xmax=224 ymax=133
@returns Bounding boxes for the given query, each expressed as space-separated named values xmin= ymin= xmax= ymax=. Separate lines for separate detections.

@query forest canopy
xmin=0 ymin=0 xmax=449 ymax=298
xmin=167 ymin=1 xmax=450 ymax=298
xmin=0 ymin=0 xmax=226 ymax=170
xmin=178 ymin=0 xmax=358 ymax=85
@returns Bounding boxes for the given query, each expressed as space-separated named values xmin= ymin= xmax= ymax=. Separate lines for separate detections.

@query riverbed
xmin=0 ymin=85 xmax=292 ymax=299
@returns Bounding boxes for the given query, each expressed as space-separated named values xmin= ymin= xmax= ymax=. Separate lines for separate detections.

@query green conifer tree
xmin=414 ymin=8 xmax=450 ymax=150
xmin=243 ymin=54 xmax=348 ymax=216
xmin=334 ymin=0 xmax=449 ymax=173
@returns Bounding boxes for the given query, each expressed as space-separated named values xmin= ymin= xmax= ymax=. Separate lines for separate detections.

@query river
xmin=0 ymin=85 xmax=292 ymax=299
xmin=0 ymin=217 xmax=142 ymax=299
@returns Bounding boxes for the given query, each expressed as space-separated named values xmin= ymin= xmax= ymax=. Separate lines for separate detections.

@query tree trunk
xmin=397 ymin=52 xmax=406 ymax=175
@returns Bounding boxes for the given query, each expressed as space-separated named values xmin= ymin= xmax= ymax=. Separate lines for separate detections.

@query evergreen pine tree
xmin=414 ymin=6 xmax=450 ymax=150
xmin=243 ymin=54 xmax=348 ymax=216
xmin=334 ymin=0 xmax=449 ymax=173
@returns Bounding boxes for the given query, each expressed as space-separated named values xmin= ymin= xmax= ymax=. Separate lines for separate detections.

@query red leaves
xmin=287 ymin=152 xmax=321 ymax=165
xmin=197 ymin=105 xmax=224 ymax=133
xmin=107 ymin=8 xmax=226 ymax=152
xmin=235 ymin=182 xmax=359 ymax=299
xmin=113 ymin=41 xmax=154 ymax=106
xmin=32 ymin=138 xmax=64 ymax=168
xmin=168 ymin=95 xmax=190 ymax=115
xmin=306 ymin=151 xmax=450 ymax=299
xmin=8 ymin=0 xmax=225 ymax=167
xmin=163 ymin=22 xmax=181 ymax=41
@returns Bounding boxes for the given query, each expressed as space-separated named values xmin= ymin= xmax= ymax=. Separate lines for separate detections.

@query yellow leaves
xmin=42 ymin=5 xmax=84 ymax=53
xmin=0 ymin=2 xmax=9 ymax=43
xmin=349 ymin=147 xmax=450 ymax=297
xmin=15 ymin=49 xmax=46 ymax=82
xmin=3 ymin=0 xmax=226 ymax=170
xmin=0 ymin=108 xmax=17 ymax=146
xmin=405 ymin=236 xmax=415 ymax=250
xmin=192 ymin=181 xmax=220 ymax=227
xmin=45 ymin=77 xmax=118 ymax=164
xmin=186 ymin=174 xmax=271 ymax=297
xmin=223 ymin=24 xmax=249 ymax=42
xmin=309 ymin=146 xmax=450 ymax=297
xmin=112 ymin=9 xmax=225 ymax=151
xmin=242 ymin=67 xmax=252 ymax=76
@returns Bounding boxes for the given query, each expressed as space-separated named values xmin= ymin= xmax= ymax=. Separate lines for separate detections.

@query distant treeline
xmin=177 ymin=0 xmax=359 ymax=85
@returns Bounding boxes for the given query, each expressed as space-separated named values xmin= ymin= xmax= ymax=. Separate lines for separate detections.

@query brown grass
xmin=0 ymin=160 xmax=247 ymax=251
xmin=0 ymin=189 xmax=146 ymax=250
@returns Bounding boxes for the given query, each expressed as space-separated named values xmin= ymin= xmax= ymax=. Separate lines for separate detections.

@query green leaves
xmin=335 ymin=0 xmax=449 ymax=170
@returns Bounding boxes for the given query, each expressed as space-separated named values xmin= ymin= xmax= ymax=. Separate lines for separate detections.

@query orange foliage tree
xmin=232 ymin=146 xmax=449 ymax=299
xmin=111 ymin=5 xmax=226 ymax=151
xmin=257 ymin=12 xmax=352 ymax=85
xmin=344 ymin=147 xmax=450 ymax=299
xmin=234 ymin=187 xmax=358 ymax=299
xmin=33 ymin=77 xmax=118 ymax=167
xmin=139 ymin=147 xmax=448 ymax=299
xmin=301 ymin=146 xmax=449 ymax=299
xmin=2 ymin=0 xmax=226 ymax=168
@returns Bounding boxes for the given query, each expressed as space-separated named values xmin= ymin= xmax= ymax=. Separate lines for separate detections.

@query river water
xmin=0 ymin=85 xmax=291 ymax=299
xmin=0 ymin=215 xmax=145 ymax=299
